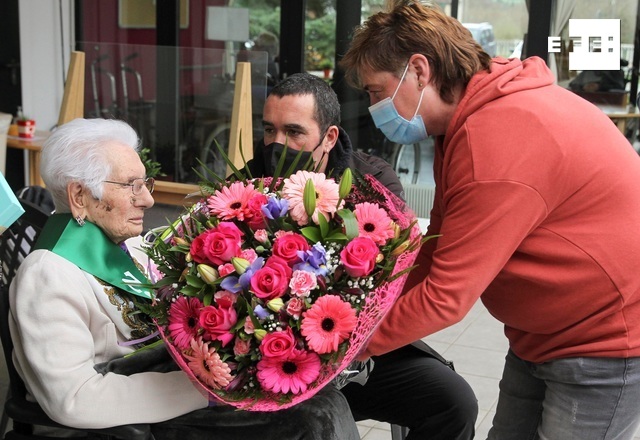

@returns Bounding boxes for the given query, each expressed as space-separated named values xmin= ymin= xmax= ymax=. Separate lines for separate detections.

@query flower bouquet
xmin=143 ymin=161 xmax=426 ymax=411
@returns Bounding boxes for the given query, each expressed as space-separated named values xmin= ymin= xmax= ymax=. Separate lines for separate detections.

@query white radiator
xmin=403 ymin=184 xmax=435 ymax=219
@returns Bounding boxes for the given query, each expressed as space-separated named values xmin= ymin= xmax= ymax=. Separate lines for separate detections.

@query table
xmin=6 ymin=130 xmax=50 ymax=187
xmin=596 ymin=104 xmax=640 ymax=135
xmin=6 ymin=131 xmax=200 ymax=206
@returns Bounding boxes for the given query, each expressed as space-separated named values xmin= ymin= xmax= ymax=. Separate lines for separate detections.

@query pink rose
xmin=289 ymin=270 xmax=317 ymax=297
xmin=189 ymin=233 xmax=209 ymax=264
xmin=233 ymin=337 xmax=252 ymax=356
xmin=286 ymin=297 xmax=305 ymax=320
xmin=259 ymin=328 xmax=296 ymax=358
xmin=340 ymin=236 xmax=379 ymax=278
xmin=199 ymin=302 xmax=238 ymax=347
xmin=272 ymin=234 xmax=310 ymax=266
xmin=254 ymin=229 xmax=269 ymax=244
xmin=202 ymin=222 xmax=244 ymax=265
xmin=246 ymin=193 xmax=268 ymax=230
xmin=250 ymin=256 xmax=292 ymax=300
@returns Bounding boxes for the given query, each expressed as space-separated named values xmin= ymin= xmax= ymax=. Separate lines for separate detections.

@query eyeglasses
xmin=103 ymin=177 xmax=155 ymax=195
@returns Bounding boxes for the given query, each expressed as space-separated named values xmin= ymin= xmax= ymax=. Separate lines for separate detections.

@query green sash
xmin=34 ymin=214 xmax=153 ymax=299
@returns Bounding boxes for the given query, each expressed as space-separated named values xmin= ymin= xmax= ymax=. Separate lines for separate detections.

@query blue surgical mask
xmin=368 ymin=62 xmax=428 ymax=144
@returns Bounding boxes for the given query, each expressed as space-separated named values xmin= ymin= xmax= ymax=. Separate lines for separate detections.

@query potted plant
xmin=15 ymin=107 xmax=36 ymax=139
xmin=320 ymin=59 xmax=333 ymax=79
xmin=138 ymin=147 xmax=166 ymax=179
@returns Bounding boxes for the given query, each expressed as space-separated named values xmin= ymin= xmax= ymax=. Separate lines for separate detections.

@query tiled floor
xmin=356 ymin=299 xmax=507 ymax=440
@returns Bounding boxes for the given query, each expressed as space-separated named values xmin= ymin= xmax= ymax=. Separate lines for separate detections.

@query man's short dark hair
xmin=268 ymin=73 xmax=341 ymax=134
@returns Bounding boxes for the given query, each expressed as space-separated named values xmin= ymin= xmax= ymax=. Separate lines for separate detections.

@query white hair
xmin=40 ymin=118 xmax=140 ymax=212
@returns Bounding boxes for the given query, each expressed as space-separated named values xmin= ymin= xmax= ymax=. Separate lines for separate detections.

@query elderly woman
xmin=8 ymin=118 xmax=359 ymax=439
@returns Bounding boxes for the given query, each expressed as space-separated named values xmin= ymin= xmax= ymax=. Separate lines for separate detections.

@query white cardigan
xmin=8 ymin=238 xmax=208 ymax=429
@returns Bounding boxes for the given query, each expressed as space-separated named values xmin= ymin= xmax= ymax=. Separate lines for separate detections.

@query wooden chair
xmin=0 ymin=198 xmax=152 ymax=440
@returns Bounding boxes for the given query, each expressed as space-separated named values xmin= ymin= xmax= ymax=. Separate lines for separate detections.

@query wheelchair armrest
xmin=5 ymin=398 xmax=153 ymax=440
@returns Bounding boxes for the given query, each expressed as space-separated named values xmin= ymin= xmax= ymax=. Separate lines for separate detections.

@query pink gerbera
xmin=354 ymin=202 xmax=395 ymax=245
xmin=207 ymin=181 xmax=260 ymax=221
xmin=256 ymin=348 xmax=321 ymax=394
xmin=168 ymin=296 xmax=203 ymax=350
xmin=281 ymin=171 xmax=343 ymax=226
xmin=184 ymin=337 xmax=233 ymax=389
xmin=301 ymin=295 xmax=357 ymax=354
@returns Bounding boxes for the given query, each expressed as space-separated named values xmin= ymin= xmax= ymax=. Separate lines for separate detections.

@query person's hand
xmin=333 ymin=359 xmax=375 ymax=388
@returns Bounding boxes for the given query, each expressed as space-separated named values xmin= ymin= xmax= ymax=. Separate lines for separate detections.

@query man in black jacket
xmin=243 ymin=72 xmax=478 ymax=440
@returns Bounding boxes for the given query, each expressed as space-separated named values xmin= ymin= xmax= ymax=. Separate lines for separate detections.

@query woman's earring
xmin=75 ymin=215 xmax=85 ymax=226
xmin=418 ymin=82 xmax=423 ymax=88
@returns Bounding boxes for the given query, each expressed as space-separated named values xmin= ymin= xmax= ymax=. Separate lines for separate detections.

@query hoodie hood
xmin=446 ymin=56 xmax=556 ymax=140
xmin=326 ymin=126 xmax=353 ymax=178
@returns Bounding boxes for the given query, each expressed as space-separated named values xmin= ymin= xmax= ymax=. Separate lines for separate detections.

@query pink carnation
xmin=218 ymin=263 xmax=235 ymax=277
xmin=233 ymin=337 xmax=252 ymax=356
xmin=240 ymin=248 xmax=258 ymax=263
xmin=244 ymin=316 xmax=255 ymax=334
xmin=254 ymin=229 xmax=269 ymax=243
xmin=286 ymin=297 xmax=305 ymax=320
xmin=289 ymin=270 xmax=317 ymax=297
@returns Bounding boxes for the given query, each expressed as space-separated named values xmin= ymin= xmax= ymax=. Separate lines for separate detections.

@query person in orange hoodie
xmin=341 ymin=2 xmax=640 ymax=439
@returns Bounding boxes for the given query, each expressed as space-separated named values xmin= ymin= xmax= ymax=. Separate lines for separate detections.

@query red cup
xmin=17 ymin=119 xmax=36 ymax=138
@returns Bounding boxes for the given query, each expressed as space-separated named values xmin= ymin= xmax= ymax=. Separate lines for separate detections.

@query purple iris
xmin=220 ymin=257 xmax=265 ymax=293
xmin=254 ymin=304 xmax=269 ymax=319
xmin=293 ymin=242 xmax=328 ymax=276
xmin=261 ymin=197 xmax=289 ymax=220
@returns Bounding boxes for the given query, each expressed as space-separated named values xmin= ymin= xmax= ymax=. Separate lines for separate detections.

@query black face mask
xmin=262 ymin=135 xmax=327 ymax=178
xmin=262 ymin=142 xmax=313 ymax=177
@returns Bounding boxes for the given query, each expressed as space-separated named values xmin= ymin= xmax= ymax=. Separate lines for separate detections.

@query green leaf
xmin=283 ymin=145 xmax=311 ymax=178
xmin=337 ymin=208 xmax=359 ymax=240
xmin=301 ymin=226 xmax=322 ymax=243
xmin=180 ymin=284 xmax=200 ymax=296
xmin=185 ymin=274 xmax=204 ymax=289
xmin=317 ymin=211 xmax=329 ymax=238
xmin=325 ymin=231 xmax=347 ymax=241
xmin=211 ymin=137 xmax=245 ymax=180
xmin=237 ymin=130 xmax=253 ymax=179
xmin=271 ymin=142 xmax=290 ymax=183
